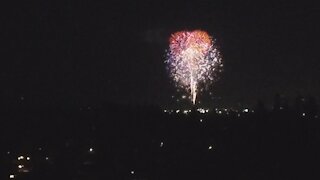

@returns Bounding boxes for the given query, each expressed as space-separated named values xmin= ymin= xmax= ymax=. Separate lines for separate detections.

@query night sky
xmin=1 ymin=1 xmax=320 ymax=108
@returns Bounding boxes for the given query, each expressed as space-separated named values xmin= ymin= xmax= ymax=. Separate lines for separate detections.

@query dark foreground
xmin=1 ymin=103 xmax=319 ymax=180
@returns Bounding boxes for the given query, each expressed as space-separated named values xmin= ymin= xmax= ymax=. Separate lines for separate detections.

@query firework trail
xmin=165 ymin=30 xmax=222 ymax=104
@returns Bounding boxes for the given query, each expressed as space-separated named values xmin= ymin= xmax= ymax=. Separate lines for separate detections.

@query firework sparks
xmin=165 ymin=30 xmax=222 ymax=104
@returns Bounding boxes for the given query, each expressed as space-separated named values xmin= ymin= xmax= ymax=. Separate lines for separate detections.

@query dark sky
xmin=1 ymin=1 xmax=320 ymax=108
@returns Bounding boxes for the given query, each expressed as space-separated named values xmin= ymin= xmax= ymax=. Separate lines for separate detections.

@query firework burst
xmin=165 ymin=30 xmax=222 ymax=104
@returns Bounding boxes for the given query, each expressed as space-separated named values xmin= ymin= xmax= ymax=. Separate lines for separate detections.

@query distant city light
xmin=160 ymin=142 xmax=164 ymax=147
xmin=45 ymin=157 xmax=49 ymax=160
xmin=243 ymin=108 xmax=249 ymax=113
xmin=200 ymin=119 xmax=203 ymax=122
xmin=89 ymin=148 xmax=94 ymax=153
xmin=26 ymin=157 xmax=30 ymax=160
xmin=183 ymin=110 xmax=189 ymax=114
xmin=18 ymin=165 xmax=24 ymax=169
xmin=131 ymin=170 xmax=135 ymax=174
xmin=18 ymin=156 xmax=24 ymax=160
xmin=197 ymin=108 xmax=206 ymax=114
xmin=164 ymin=108 xmax=220 ymax=114
xmin=208 ymin=146 xmax=213 ymax=150
xmin=7 ymin=151 xmax=10 ymax=155
xmin=302 ymin=113 xmax=306 ymax=116
xmin=9 ymin=174 xmax=15 ymax=179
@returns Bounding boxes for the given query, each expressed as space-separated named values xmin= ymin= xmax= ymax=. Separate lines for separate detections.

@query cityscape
xmin=1 ymin=94 xmax=319 ymax=179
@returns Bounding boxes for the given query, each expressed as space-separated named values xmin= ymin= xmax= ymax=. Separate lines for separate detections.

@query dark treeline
xmin=0 ymin=95 xmax=319 ymax=180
